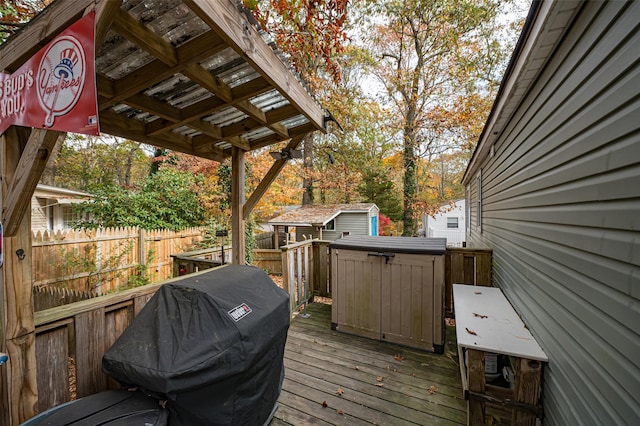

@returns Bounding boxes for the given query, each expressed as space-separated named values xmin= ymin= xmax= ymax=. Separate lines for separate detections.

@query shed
xmin=268 ymin=203 xmax=379 ymax=244
xmin=329 ymin=236 xmax=446 ymax=353
xmin=462 ymin=1 xmax=640 ymax=424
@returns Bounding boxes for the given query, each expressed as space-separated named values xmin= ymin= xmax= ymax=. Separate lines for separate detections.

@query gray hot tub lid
xmin=329 ymin=236 xmax=446 ymax=255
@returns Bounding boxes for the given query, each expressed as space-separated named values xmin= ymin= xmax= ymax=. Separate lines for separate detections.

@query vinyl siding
xmin=467 ymin=2 xmax=639 ymax=424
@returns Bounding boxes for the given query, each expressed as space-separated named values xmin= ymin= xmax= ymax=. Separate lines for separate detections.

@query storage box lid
xmin=329 ymin=236 xmax=446 ymax=254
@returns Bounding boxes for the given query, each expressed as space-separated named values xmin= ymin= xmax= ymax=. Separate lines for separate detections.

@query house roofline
xmin=462 ymin=0 xmax=583 ymax=185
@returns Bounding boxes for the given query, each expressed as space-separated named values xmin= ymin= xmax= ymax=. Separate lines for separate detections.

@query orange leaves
xmin=245 ymin=0 xmax=349 ymax=83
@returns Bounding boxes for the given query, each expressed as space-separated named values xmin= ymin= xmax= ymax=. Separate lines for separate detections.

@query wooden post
xmin=231 ymin=147 xmax=246 ymax=264
xmin=1 ymin=127 xmax=40 ymax=425
xmin=512 ymin=358 xmax=543 ymax=425
xmin=138 ymin=228 xmax=146 ymax=266
xmin=467 ymin=349 xmax=486 ymax=425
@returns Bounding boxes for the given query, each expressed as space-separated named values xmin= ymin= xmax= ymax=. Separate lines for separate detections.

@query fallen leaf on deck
xmin=376 ymin=376 xmax=384 ymax=382
xmin=322 ymin=401 xmax=328 ymax=408
xmin=474 ymin=291 xmax=482 ymax=294
xmin=411 ymin=373 xmax=416 ymax=377
xmin=429 ymin=385 xmax=438 ymax=395
xmin=355 ymin=366 xmax=360 ymax=371
xmin=336 ymin=409 xmax=344 ymax=415
xmin=473 ymin=313 xmax=488 ymax=319
xmin=336 ymin=387 xmax=344 ymax=396
xmin=445 ymin=318 xmax=456 ymax=326
xmin=465 ymin=327 xmax=478 ymax=336
xmin=375 ymin=383 xmax=384 ymax=387
xmin=394 ymin=354 xmax=405 ymax=361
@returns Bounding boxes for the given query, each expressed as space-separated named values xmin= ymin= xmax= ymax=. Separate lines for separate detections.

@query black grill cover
xmin=102 ymin=265 xmax=290 ymax=426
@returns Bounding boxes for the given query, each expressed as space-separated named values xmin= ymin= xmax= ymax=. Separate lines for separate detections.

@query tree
xmin=47 ymin=135 xmax=150 ymax=191
xmin=74 ymin=167 xmax=208 ymax=231
xmin=360 ymin=0 xmax=511 ymax=235
xmin=0 ymin=1 xmax=47 ymax=44
xmin=245 ymin=0 xmax=349 ymax=205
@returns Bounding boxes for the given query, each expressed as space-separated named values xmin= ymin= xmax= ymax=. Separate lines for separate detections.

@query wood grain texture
xmin=187 ymin=0 xmax=325 ymax=131
xmin=275 ymin=302 xmax=466 ymax=425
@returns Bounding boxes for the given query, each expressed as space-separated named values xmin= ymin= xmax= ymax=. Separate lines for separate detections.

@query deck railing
xmin=33 ymin=280 xmax=163 ymax=413
xmin=30 ymin=242 xmax=489 ymax=418
xmin=279 ymin=239 xmax=330 ymax=313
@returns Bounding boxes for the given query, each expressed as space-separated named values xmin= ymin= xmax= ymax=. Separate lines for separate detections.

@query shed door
xmin=380 ymin=254 xmax=436 ymax=349
xmin=331 ymin=249 xmax=382 ymax=340
xmin=370 ymin=216 xmax=378 ymax=236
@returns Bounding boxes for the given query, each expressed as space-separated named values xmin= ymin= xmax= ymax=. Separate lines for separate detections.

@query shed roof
xmin=268 ymin=203 xmax=377 ymax=227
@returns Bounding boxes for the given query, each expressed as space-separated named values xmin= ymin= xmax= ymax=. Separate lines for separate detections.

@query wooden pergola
xmin=0 ymin=0 xmax=325 ymax=423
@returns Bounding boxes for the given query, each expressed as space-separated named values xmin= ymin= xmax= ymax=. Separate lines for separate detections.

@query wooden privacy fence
xmin=445 ymin=247 xmax=493 ymax=315
xmin=32 ymin=227 xmax=206 ymax=295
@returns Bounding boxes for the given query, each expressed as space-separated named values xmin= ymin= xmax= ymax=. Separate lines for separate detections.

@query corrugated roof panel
xmin=200 ymin=48 xmax=243 ymax=73
xmin=97 ymin=33 xmax=156 ymax=79
xmin=205 ymin=107 xmax=248 ymax=127
xmin=144 ymin=74 xmax=191 ymax=100
xmin=244 ymin=127 xmax=274 ymax=141
xmin=218 ymin=63 xmax=261 ymax=88
xmin=280 ymin=115 xmax=308 ymax=129
xmin=168 ymin=86 xmax=213 ymax=108
xmin=145 ymin=3 xmax=209 ymax=47
xmin=174 ymin=126 xmax=200 ymax=137
xmin=124 ymin=0 xmax=183 ymax=23
xmin=250 ymin=90 xmax=291 ymax=112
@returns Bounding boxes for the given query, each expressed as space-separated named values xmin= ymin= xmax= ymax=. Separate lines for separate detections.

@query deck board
xmin=273 ymin=302 xmax=466 ymax=425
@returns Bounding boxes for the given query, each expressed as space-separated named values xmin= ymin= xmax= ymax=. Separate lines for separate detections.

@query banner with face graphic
xmin=0 ymin=12 xmax=98 ymax=136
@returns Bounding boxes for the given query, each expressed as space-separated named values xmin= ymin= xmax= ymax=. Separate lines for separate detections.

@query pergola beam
xmin=2 ymin=129 xmax=65 ymax=237
xmin=187 ymin=0 xmax=326 ymax=133
xmin=243 ymin=134 xmax=306 ymax=220
xmin=0 ymin=0 xmax=93 ymax=72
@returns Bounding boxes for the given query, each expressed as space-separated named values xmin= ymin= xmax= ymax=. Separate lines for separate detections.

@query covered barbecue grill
xmin=102 ymin=265 xmax=290 ymax=425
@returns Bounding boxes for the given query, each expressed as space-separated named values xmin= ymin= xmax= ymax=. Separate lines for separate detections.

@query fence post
xmin=138 ymin=228 xmax=146 ymax=266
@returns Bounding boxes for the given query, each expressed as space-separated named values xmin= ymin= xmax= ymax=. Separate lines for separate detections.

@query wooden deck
xmin=272 ymin=302 xmax=466 ymax=426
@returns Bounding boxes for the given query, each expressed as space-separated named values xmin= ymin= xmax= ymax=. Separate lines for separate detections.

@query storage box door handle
xmin=367 ymin=252 xmax=396 ymax=264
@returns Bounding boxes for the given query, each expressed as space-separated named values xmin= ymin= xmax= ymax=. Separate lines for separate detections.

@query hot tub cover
xmin=102 ymin=265 xmax=290 ymax=426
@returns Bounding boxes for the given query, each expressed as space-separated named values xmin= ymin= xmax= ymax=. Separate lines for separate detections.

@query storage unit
xmin=454 ymin=284 xmax=548 ymax=425
xmin=330 ymin=236 xmax=446 ymax=353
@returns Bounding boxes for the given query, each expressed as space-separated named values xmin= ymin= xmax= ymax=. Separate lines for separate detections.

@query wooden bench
xmin=453 ymin=284 xmax=548 ymax=426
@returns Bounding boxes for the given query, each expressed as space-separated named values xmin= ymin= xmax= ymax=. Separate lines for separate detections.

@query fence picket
xmin=32 ymin=227 xmax=206 ymax=296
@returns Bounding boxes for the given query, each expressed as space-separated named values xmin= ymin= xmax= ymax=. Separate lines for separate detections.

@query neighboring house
xmin=462 ymin=1 xmax=639 ymax=425
xmin=422 ymin=199 xmax=465 ymax=246
xmin=268 ymin=203 xmax=379 ymax=244
xmin=32 ymin=184 xmax=92 ymax=232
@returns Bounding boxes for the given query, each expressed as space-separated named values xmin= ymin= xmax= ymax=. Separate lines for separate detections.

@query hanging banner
xmin=0 ymin=11 xmax=98 ymax=136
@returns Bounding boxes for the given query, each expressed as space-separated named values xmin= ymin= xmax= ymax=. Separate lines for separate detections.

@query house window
xmin=62 ymin=205 xmax=80 ymax=229
xmin=325 ymin=219 xmax=335 ymax=231
xmin=447 ymin=217 xmax=459 ymax=229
